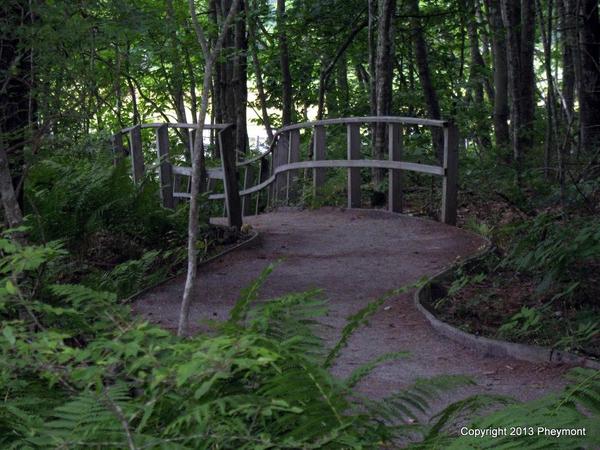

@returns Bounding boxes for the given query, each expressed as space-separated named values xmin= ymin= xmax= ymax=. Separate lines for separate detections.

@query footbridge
xmin=112 ymin=116 xmax=458 ymax=226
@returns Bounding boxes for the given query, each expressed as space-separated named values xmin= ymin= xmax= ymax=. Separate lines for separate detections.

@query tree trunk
xmin=0 ymin=144 xmax=23 ymax=230
xmin=315 ymin=13 xmax=368 ymax=120
xmin=368 ymin=0 xmax=377 ymax=118
xmin=373 ymin=0 xmax=396 ymax=185
xmin=234 ymin=0 xmax=248 ymax=154
xmin=486 ymin=0 xmax=510 ymax=150
xmin=0 ymin=1 xmax=35 ymax=213
xmin=180 ymin=0 xmax=241 ymax=337
xmin=246 ymin=0 xmax=273 ymax=141
xmin=467 ymin=0 xmax=485 ymax=105
xmin=501 ymin=0 xmax=536 ymax=173
xmin=407 ymin=0 xmax=444 ymax=162
xmin=485 ymin=0 xmax=510 ymax=151
xmin=537 ymin=0 xmax=558 ymax=178
xmin=368 ymin=0 xmax=377 ymax=161
xmin=558 ymin=0 xmax=575 ymax=122
xmin=337 ymin=54 xmax=350 ymax=116
xmin=466 ymin=0 xmax=492 ymax=149
xmin=578 ymin=0 xmax=600 ymax=156
xmin=277 ymin=0 xmax=293 ymax=125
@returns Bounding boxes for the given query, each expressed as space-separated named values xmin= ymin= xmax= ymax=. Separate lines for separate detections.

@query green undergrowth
xmin=1 ymin=232 xmax=599 ymax=449
xmin=22 ymin=148 xmax=244 ymax=299
xmin=433 ymin=212 xmax=600 ymax=358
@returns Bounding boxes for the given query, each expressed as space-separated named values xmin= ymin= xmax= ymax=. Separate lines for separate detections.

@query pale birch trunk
xmin=178 ymin=0 xmax=241 ymax=337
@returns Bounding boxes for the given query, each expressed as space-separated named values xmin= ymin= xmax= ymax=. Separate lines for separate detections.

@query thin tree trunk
xmin=179 ymin=0 xmax=240 ymax=337
xmin=467 ymin=0 xmax=485 ymax=104
xmin=467 ymin=0 xmax=492 ymax=149
xmin=407 ymin=0 xmax=444 ymax=161
xmin=374 ymin=0 xmax=396 ymax=185
xmin=337 ymin=54 xmax=350 ymax=116
xmin=277 ymin=0 xmax=293 ymax=125
xmin=578 ymin=0 xmax=600 ymax=157
xmin=368 ymin=0 xmax=377 ymax=156
xmin=233 ymin=0 xmax=248 ymax=154
xmin=501 ymin=0 xmax=536 ymax=174
xmin=537 ymin=0 xmax=558 ymax=178
xmin=0 ymin=144 xmax=23 ymax=229
xmin=485 ymin=0 xmax=510 ymax=151
xmin=246 ymin=0 xmax=273 ymax=141
xmin=124 ymin=43 xmax=140 ymax=125
xmin=558 ymin=0 xmax=574 ymax=122
xmin=316 ymin=12 xmax=368 ymax=120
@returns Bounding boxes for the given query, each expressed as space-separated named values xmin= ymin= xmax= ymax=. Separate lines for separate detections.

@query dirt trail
xmin=133 ymin=208 xmax=568 ymax=403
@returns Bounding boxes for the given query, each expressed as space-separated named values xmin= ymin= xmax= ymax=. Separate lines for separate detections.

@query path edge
xmin=413 ymin=238 xmax=600 ymax=370
xmin=124 ymin=229 xmax=261 ymax=303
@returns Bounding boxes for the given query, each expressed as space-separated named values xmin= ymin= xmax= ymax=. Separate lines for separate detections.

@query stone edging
xmin=413 ymin=238 xmax=600 ymax=370
xmin=125 ymin=230 xmax=261 ymax=303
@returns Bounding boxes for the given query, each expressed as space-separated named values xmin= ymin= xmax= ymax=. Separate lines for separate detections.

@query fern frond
xmin=442 ymin=368 xmax=600 ymax=449
xmin=324 ymin=279 xmax=426 ymax=368
xmin=344 ymin=351 xmax=409 ymax=389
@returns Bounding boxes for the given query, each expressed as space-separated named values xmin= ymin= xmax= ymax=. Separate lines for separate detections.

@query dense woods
xmin=1 ymin=0 xmax=599 ymax=447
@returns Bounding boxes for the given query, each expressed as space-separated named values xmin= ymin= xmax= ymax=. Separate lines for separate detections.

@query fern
xmin=30 ymin=384 xmax=141 ymax=449
xmin=438 ymin=368 xmax=600 ymax=449
xmin=325 ymin=278 xmax=427 ymax=368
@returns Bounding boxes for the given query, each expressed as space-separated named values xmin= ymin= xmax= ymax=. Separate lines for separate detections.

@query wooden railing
xmin=111 ymin=122 xmax=243 ymax=228
xmin=112 ymin=116 xmax=459 ymax=227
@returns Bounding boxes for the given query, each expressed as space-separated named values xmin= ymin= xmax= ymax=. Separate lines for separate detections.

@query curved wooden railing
xmin=111 ymin=116 xmax=458 ymax=228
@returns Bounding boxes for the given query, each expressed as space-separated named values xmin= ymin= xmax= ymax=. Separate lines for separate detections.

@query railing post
xmin=274 ymin=132 xmax=289 ymax=204
xmin=287 ymin=129 xmax=301 ymax=204
xmin=218 ymin=125 xmax=243 ymax=229
xmin=188 ymin=129 xmax=196 ymax=162
xmin=129 ymin=125 xmax=145 ymax=184
xmin=441 ymin=123 xmax=459 ymax=225
xmin=388 ymin=123 xmax=403 ymax=213
xmin=156 ymin=125 xmax=175 ymax=209
xmin=312 ymin=125 xmax=326 ymax=198
xmin=256 ymin=157 xmax=269 ymax=215
xmin=111 ymin=133 xmax=125 ymax=165
xmin=241 ymin=166 xmax=254 ymax=216
xmin=347 ymin=123 xmax=361 ymax=208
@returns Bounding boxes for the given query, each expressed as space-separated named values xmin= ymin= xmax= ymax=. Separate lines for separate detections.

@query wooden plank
xmin=274 ymin=133 xmax=289 ymax=203
xmin=347 ymin=124 xmax=361 ymax=208
xmin=120 ymin=123 xmax=230 ymax=133
xmin=172 ymin=166 xmax=223 ymax=179
xmin=188 ymin=129 xmax=196 ymax=159
xmin=287 ymin=129 xmax=301 ymax=203
xmin=388 ymin=123 xmax=403 ymax=213
xmin=441 ymin=123 xmax=459 ymax=225
xmin=205 ymin=158 xmax=444 ymax=200
xmin=218 ymin=125 xmax=243 ymax=229
xmin=129 ymin=125 xmax=145 ymax=183
xmin=155 ymin=125 xmax=175 ymax=209
xmin=266 ymin=153 xmax=273 ymax=208
xmin=172 ymin=174 xmax=183 ymax=207
xmin=111 ymin=133 xmax=125 ymax=165
xmin=241 ymin=165 xmax=254 ymax=216
xmin=268 ymin=116 xmax=448 ymax=135
xmin=207 ymin=177 xmax=217 ymax=193
xmin=256 ymin=157 xmax=269 ymax=215
xmin=312 ymin=125 xmax=326 ymax=197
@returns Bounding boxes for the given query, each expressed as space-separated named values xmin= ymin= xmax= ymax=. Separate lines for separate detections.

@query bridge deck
xmin=133 ymin=208 xmax=567 ymax=404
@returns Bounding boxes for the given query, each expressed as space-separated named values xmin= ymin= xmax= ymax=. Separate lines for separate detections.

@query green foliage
xmin=437 ymin=368 xmax=600 ymax=449
xmin=26 ymin=150 xmax=188 ymax=250
xmin=498 ymin=306 xmax=543 ymax=340
xmin=0 ymin=237 xmax=481 ymax=449
xmin=503 ymin=213 xmax=600 ymax=294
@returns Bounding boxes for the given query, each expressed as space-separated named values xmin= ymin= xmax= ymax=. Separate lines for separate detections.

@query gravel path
xmin=133 ymin=207 xmax=569 ymax=406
